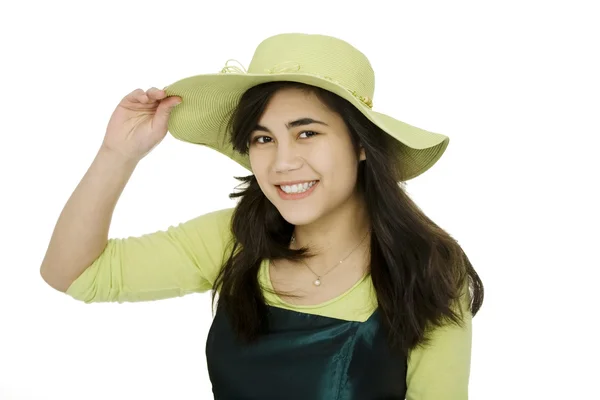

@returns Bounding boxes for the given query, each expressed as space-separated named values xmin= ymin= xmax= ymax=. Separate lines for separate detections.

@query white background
xmin=1 ymin=1 xmax=598 ymax=399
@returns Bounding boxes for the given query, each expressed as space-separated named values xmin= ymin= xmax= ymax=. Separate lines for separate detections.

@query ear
xmin=359 ymin=146 xmax=366 ymax=161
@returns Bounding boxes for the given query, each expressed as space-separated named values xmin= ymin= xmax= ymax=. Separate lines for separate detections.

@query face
xmin=248 ymin=88 xmax=366 ymax=226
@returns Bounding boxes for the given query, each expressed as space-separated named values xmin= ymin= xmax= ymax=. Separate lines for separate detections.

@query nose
xmin=273 ymin=141 xmax=303 ymax=173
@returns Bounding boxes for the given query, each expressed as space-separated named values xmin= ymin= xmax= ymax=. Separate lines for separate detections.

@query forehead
xmin=259 ymin=88 xmax=333 ymax=123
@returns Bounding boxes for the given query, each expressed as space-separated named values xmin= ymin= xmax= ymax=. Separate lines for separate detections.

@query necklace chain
xmin=290 ymin=229 xmax=370 ymax=287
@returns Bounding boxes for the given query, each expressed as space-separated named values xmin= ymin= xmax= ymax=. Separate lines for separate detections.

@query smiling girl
xmin=41 ymin=33 xmax=484 ymax=399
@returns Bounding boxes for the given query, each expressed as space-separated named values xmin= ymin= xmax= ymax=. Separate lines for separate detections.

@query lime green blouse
xmin=66 ymin=207 xmax=472 ymax=399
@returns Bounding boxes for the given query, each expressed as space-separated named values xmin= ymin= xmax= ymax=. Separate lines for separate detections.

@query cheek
xmin=249 ymin=151 xmax=269 ymax=183
xmin=249 ymin=148 xmax=268 ymax=172
xmin=316 ymin=143 xmax=359 ymax=182
xmin=329 ymin=165 xmax=358 ymax=193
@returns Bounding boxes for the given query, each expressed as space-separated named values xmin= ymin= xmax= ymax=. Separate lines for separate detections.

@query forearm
xmin=40 ymin=146 xmax=139 ymax=292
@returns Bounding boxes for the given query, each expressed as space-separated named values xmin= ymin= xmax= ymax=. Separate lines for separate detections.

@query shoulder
xmin=166 ymin=206 xmax=237 ymax=284
xmin=406 ymin=289 xmax=473 ymax=399
xmin=195 ymin=206 xmax=235 ymax=223
xmin=183 ymin=206 xmax=236 ymax=248
xmin=182 ymin=207 xmax=235 ymax=235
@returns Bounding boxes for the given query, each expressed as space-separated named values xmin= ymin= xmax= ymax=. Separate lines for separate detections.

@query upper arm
xmin=406 ymin=290 xmax=473 ymax=400
xmin=65 ymin=207 xmax=235 ymax=303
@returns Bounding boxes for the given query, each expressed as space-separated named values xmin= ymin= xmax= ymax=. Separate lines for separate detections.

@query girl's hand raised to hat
xmin=101 ymin=87 xmax=182 ymax=163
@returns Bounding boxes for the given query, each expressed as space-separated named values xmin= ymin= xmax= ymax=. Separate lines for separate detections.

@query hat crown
xmin=247 ymin=33 xmax=375 ymax=100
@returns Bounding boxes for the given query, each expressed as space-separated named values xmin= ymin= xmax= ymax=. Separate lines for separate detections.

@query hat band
xmin=219 ymin=59 xmax=374 ymax=109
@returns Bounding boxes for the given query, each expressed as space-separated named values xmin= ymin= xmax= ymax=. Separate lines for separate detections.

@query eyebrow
xmin=254 ymin=117 xmax=329 ymax=133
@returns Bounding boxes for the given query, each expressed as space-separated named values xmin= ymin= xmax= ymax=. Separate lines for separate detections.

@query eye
xmin=251 ymin=135 xmax=273 ymax=144
xmin=299 ymin=130 xmax=319 ymax=139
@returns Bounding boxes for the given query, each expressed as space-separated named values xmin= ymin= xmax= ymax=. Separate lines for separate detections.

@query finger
xmin=146 ymin=87 xmax=166 ymax=101
xmin=138 ymin=93 xmax=151 ymax=104
xmin=152 ymin=96 xmax=182 ymax=130
xmin=124 ymin=88 xmax=145 ymax=103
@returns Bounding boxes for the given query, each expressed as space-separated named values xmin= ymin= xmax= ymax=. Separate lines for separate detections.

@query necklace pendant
xmin=313 ymin=279 xmax=321 ymax=286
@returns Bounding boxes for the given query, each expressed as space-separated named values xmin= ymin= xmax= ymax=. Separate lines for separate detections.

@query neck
xmin=291 ymin=192 xmax=371 ymax=270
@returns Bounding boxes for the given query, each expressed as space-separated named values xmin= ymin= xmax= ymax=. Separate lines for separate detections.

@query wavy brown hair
xmin=212 ymin=81 xmax=484 ymax=357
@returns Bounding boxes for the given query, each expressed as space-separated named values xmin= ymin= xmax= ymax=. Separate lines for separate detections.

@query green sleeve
xmin=406 ymin=289 xmax=473 ymax=400
xmin=65 ymin=207 xmax=235 ymax=303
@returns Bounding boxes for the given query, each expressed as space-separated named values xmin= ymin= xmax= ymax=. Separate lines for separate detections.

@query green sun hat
xmin=163 ymin=33 xmax=449 ymax=181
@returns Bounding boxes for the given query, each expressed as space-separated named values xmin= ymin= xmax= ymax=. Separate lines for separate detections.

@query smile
xmin=276 ymin=180 xmax=319 ymax=200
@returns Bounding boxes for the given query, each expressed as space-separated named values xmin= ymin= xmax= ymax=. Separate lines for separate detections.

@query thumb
xmin=153 ymin=97 xmax=182 ymax=130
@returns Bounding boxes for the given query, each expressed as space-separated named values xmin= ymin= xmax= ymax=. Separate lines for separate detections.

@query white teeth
xmin=280 ymin=181 xmax=317 ymax=194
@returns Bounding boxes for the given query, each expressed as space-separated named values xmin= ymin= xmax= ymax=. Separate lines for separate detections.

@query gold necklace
xmin=290 ymin=229 xmax=370 ymax=287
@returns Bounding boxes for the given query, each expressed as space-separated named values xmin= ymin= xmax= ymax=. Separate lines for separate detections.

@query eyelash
xmin=251 ymin=130 xmax=319 ymax=145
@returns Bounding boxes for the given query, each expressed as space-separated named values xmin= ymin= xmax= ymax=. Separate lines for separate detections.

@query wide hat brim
xmin=163 ymin=72 xmax=449 ymax=181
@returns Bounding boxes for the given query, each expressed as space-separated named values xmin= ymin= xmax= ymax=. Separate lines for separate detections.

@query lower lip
xmin=276 ymin=181 xmax=319 ymax=200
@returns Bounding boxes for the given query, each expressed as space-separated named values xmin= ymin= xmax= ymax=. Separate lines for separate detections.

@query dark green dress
xmin=206 ymin=304 xmax=407 ymax=399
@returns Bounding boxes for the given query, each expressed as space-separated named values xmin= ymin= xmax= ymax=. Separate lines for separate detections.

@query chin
xmin=275 ymin=205 xmax=322 ymax=226
xmin=264 ymin=181 xmax=324 ymax=226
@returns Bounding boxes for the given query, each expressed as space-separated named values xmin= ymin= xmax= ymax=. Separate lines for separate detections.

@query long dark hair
xmin=212 ymin=81 xmax=484 ymax=357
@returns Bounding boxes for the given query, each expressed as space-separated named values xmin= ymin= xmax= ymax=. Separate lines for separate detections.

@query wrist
xmin=97 ymin=145 xmax=140 ymax=168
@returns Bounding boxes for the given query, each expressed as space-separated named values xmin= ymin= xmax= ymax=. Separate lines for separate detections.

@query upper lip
xmin=274 ymin=180 xmax=319 ymax=186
